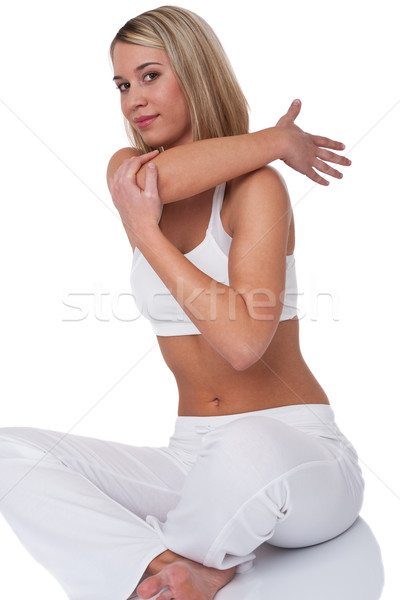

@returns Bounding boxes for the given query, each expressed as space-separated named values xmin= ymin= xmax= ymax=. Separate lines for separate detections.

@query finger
xmin=276 ymin=99 xmax=302 ymax=127
xmin=141 ymin=149 xmax=160 ymax=161
xmin=307 ymin=167 xmax=329 ymax=186
xmin=316 ymin=148 xmax=352 ymax=166
xmin=125 ymin=150 xmax=160 ymax=178
xmin=136 ymin=149 xmax=160 ymax=163
xmin=310 ymin=135 xmax=346 ymax=151
xmin=286 ymin=98 xmax=302 ymax=120
xmin=144 ymin=162 xmax=158 ymax=198
xmin=314 ymin=158 xmax=343 ymax=179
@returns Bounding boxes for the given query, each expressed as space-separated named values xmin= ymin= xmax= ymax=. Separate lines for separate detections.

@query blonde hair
xmin=110 ymin=5 xmax=249 ymax=153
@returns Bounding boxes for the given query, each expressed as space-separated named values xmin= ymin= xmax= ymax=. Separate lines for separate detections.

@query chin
xmin=139 ymin=133 xmax=166 ymax=149
xmin=139 ymin=129 xmax=191 ymax=150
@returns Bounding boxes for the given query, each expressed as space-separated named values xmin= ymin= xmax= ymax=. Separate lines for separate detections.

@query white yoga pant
xmin=0 ymin=404 xmax=364 ymax=600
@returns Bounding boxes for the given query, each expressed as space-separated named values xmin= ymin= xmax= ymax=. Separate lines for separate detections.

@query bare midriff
xmin=157 ymin=316 xmax=329 ymax=417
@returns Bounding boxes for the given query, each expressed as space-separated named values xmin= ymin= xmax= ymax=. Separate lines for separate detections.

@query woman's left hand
xmin=275 ymin=100 xmax=351 ymax=185
xmin=110 ymin=150 xmax=162 ymax=247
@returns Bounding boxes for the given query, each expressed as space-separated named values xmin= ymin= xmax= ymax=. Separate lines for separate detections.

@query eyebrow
xmin=113 ymin=62 xmax=163 ymax=81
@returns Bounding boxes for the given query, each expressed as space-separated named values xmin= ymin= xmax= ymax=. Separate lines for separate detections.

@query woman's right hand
xmin=276 ymin=100 xmax=352 ymax=186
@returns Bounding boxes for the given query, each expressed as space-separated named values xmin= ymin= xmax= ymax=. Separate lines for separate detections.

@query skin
xmin=108 ymin=41 xmax=347 ymax=600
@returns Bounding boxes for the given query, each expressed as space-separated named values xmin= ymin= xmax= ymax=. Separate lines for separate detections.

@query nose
xmin=124 ymin=83 xmax=148 ymax=113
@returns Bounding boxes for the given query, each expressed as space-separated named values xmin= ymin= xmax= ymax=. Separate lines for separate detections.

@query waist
xmin=178 ymin=394 xmax=330 ymax=416
xmin=175 ymin=369 xmax=330 ymax=416
xmin=174 ymin=403 xmax=335 ymax=432
xmin=160 ymin=319 xmax=329 ymax=416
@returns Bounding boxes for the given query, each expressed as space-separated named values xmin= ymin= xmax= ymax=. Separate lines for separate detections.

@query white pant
xmin=0 ymin=404 xmax=364 ymax=600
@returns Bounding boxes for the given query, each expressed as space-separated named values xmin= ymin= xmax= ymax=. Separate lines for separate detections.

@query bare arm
xmin=108 ymin=127 xmax=284 ymax=203
xmin=112 ymin=162 xmax=292 ymax=370
xmin=107 ymin=100 xmax=351 ymax=204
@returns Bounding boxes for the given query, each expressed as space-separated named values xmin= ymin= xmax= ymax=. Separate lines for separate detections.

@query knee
xmin=0 ymin=428 xmax=55 ymax=506
xmin=0 ymin=427 xmax=47 ymax=459
xmin=0 ymin=427 xmax=24 ymax=450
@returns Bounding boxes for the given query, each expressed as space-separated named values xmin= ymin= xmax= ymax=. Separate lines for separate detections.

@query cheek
xmin=169 ymin=81 xmax=189 ymax=114
xmin=120 ymin=97 xmax=128 ymax=119
xmin=174 ymin=94 xmax=191 ymax=125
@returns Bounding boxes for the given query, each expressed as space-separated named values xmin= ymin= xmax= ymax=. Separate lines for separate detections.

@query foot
xmin=136 ymin=558 xmax=235 ymax=600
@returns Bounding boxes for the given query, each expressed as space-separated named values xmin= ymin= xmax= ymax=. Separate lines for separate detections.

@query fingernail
xmin=293 ymin=99 xmax=300 ymax=106
xmin=148 ymin=163 xmax=156 ymax=169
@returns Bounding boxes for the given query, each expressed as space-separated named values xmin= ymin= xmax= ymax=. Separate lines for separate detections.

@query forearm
xmin=136 ymin=227 xmax=275 ymax=370
xmin=136 ymin=127 xmax=287 ymax=204
xmin=110 ymin=100 xmax=350 ymax=207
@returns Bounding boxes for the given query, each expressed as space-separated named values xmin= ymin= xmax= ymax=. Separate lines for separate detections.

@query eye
xmin=143 ymin=72 xmax=159 ymax=82
xmin=116 ymin=82 xmax=130 ymax=92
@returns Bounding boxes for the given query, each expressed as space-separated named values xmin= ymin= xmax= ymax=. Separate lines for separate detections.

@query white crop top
xmin=130 ymin=183 xmax=298 ymax=336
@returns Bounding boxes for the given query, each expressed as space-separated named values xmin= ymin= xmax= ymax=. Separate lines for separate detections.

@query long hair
xmin=110 ymin=5 xmax=249 ymax=153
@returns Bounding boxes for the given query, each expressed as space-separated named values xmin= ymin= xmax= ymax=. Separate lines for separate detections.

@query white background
xmin=0 ymin=0 xmax=399 ymax=598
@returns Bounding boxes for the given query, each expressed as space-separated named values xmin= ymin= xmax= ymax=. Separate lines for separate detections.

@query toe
xmin=136 ymin=574 xmax=164 ymax=599
xmin=137 ymin=587 xmax=169 ymax=600
xmin=156 ymin=589 xmax=172 ymax=600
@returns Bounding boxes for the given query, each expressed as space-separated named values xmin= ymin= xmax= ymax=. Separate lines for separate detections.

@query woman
xmin=0 ymin=6 xmax=363 ymax=600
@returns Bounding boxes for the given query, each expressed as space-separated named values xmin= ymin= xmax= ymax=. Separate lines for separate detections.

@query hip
xmin=167 ymin=403 xmax=363 ymax=475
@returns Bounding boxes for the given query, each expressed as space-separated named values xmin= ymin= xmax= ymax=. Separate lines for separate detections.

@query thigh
xmin=216 ymin=415 xmax=364 ymax=547
xmin=0 ymin=427 xmax=188 ymax=521
xmin=157 ymin=415 xmax=364 ymax=555
xmin=267 ymin=449 xmax=364 ymax=547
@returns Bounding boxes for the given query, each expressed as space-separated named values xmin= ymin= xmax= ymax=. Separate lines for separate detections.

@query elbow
xmin=226 ymin=302 xmax=280 ymax=370
xmin=228 ymin=341 xmax=267 ymax=372
xmin=227 ymin=323 xmax=277 ymax=371
xmin=230 ymin=356 xmax=257 ymax=372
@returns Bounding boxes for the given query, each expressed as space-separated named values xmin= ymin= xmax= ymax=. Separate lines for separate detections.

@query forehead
xmin=112 ymin=42 xmax=169 ymax=73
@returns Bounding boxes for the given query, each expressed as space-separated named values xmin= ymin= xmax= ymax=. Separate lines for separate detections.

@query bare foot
xmin=136 ymin=558 xmax=235 ymax=600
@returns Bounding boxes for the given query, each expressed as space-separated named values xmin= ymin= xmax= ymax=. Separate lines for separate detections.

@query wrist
xmin=271 ymin=126 xmax=291 ymax=161
xmin=134 ymin=221 xmax=162 ymax=250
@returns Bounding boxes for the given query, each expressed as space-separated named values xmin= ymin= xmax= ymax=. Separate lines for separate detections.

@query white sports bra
xmin=130 ymin=183 xmax=298 ymax=336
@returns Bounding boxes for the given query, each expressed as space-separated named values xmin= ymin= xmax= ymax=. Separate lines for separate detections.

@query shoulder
xmin=226 ymin=166 xmax=291 ymax=234
xmin=106 ymin=147 xmax=141 ymax=190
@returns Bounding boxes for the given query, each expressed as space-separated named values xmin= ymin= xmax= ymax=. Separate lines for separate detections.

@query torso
xmin=154 ymin=180 xmax=329 ymax=416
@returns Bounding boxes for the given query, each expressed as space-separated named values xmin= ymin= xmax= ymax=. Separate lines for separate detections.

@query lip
xmin=133 ymin=115 xmax=159 ymax=129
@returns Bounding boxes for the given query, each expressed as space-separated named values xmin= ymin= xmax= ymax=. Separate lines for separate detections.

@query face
xmin=112 ymin=42 xmax=193 ymax=149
